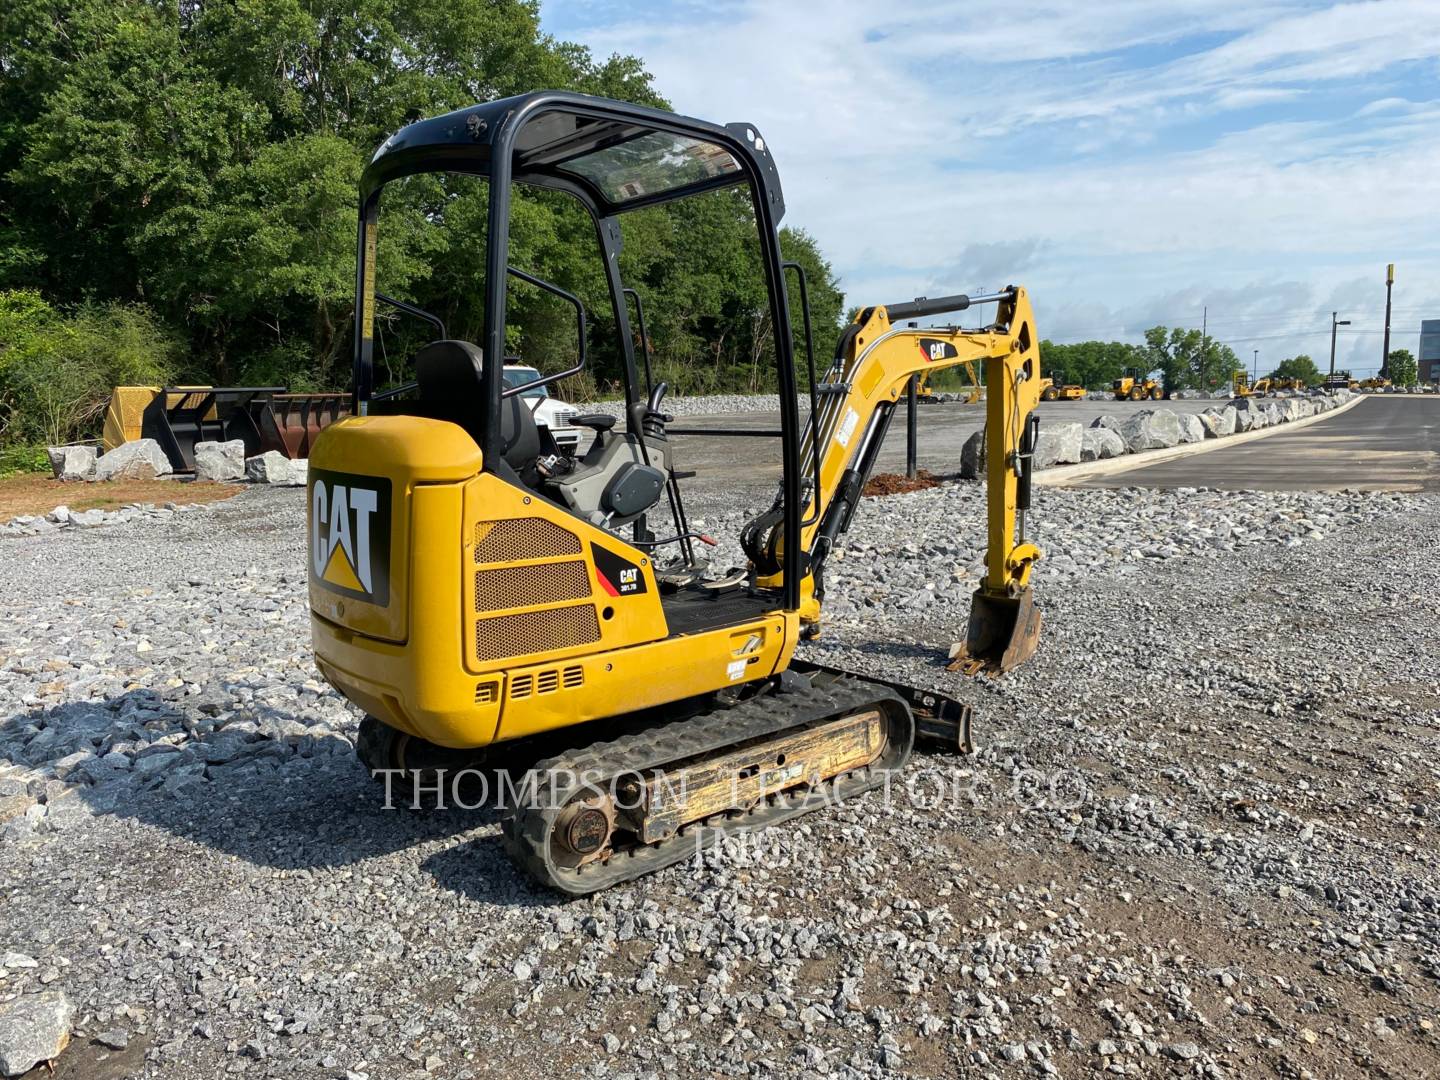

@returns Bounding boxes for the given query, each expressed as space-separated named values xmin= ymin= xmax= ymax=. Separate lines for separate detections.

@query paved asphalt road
xmin=668 ymin=397 xmax=1223 ymax=497
xmin=1080 ymin=396 xmax=1440 ymax=493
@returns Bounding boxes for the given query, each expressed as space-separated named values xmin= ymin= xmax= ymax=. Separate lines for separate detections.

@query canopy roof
xmin=360 ymin=90 xmax=784 ymax=219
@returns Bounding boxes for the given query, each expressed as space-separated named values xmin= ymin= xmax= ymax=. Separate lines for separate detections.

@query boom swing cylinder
xmin=304 ymin=90 xmax=1045 ymax=893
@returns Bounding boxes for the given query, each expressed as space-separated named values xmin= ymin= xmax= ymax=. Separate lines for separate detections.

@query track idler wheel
xmin=949 ymin=586 xmax=1042 ymax=675
xmin=355 ymin=714 xmax=491 ymax=808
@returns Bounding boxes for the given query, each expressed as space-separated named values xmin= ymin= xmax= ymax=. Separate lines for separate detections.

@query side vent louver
xmin=508 ymin=666 xmax=585 ymax=700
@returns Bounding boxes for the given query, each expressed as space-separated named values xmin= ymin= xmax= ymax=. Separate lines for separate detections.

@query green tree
xmin=2 ymin=0 xmax=841 ymax=417
xmin=1039 ymin=340 xmax=1140 ymax=388
xmin=1268 ymin=354 xmax=1322 ymax=385
xmin=0 ymin=290 xmax=176 ymax=446
xmin=1141 ymin=326 xmax=1238 ymax=391
xmin=1387 ymin=348 xmax=1417 ymax=387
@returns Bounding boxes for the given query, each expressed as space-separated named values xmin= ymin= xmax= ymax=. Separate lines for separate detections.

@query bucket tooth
xmin=949 ymin=586 xmax=1041 ymax=675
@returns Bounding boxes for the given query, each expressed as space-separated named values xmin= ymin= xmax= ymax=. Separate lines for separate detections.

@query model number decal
xmin=591 ymin=543 xmax=647 ymax=596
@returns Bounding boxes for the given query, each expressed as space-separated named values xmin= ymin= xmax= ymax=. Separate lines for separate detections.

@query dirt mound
xmin=861 ymin=469 xmax=944 ymax=496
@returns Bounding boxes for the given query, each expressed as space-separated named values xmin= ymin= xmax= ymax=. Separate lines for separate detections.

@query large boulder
xmin=1234 ymin=397 xmax=1276 ymax=429
xmin=1199 ymin=405 xmax=1237 ymax=437
xmin=1118 ymin=409 xmax=1182 ymax=452
xmin=93 ymin=439 xmax=172 ymax=481
xmin=1177 ymin=414 xmax=1207 ymax=444
xmin=46 ymin=445 xmax=96 ymax=481
xmin=1089 ymin=414 xmax=1124 ymax=431
xmin=959 ymin=430 xmax=986 ymax=480
xmin=1032 ymin=422 xmax=1083 ymax=467
xmin=193 ymin=440 xmax=246 ymax=482
xmin=1080 ymin=427 xmax=1125 ymax=461
xmin=286 ymin=458 xmax=309 ymax=488
xmin=0 ymin=991 xmax=74 ymax=1076
xmin=1263 ymin=403 xmax=1284 ymax=426
xmin=245 ymin=451 xmax=293 ymax=484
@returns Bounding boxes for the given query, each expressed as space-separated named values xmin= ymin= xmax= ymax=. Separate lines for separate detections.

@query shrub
xmin=0 ymin=290 xmax=177 ymax=447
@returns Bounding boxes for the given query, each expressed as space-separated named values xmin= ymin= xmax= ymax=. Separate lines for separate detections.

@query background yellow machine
xmin=1234 ymin=372 xmax=1307 ymax=397
xmin=1112 ymin=367 xmax=1164 ymax=400
xmin=308 ymin=91 xmax=1044 ymax=894
xmin=1040 ymin=369 xmax=1086 ymax=401
xmin=105 ymin=384 xmax=348 ymax=469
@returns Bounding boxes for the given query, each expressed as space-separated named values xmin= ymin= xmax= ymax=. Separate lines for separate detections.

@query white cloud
xmin=548 ymin=0 xmax=1440 ymax=373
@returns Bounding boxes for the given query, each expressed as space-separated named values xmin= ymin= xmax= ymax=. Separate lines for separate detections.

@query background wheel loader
xmin=1112 ymin=367 xmax=1164 ymax=401
xmin=307 ymin=91 xmax=1045 ymax=894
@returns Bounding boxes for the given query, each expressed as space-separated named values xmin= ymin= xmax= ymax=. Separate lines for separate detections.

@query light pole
xmin=1380 ymin=263 xmax=1394 ymax=379
xmin=1252 ymin=349 xmax=1258 ymax=383
xmin=1329 ymin=311 xmax=1351 ymax=387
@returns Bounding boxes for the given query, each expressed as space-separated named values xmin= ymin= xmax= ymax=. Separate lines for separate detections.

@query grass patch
xmin=0 ymin=472 xmax=243 ymax=524
xmin=0 ymin=445 xmax=50 ymax=477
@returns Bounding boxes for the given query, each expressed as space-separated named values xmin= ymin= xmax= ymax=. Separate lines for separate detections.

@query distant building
xmin=1423 ymin=319 xmax=1440 ymax=383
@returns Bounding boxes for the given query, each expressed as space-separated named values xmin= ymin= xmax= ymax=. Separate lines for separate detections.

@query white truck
xmin=502 ymin=364 xmax=583 ymax=453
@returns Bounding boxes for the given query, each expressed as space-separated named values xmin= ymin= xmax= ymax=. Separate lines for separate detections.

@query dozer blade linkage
xmin=789 ymin=660 xmax=973 ymax=753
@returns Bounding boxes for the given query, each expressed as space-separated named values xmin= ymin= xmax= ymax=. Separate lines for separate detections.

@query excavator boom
xmin=748 ymin=287 xmax=1043 ymax=670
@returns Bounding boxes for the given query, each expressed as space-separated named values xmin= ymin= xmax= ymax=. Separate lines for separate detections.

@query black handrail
xmin=783 ymin=261 xmax=823 ymax=528
xmin=375 ymin=293 xmax=446 ymax=339
xmin=623 ymin=287 xmax=654 ymax=398
xmin=501 ymin=266 xmax=587 ymax=398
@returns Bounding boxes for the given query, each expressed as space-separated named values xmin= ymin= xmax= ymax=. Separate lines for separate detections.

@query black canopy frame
xmin=350 ymin=91 xmax=804 ymax=609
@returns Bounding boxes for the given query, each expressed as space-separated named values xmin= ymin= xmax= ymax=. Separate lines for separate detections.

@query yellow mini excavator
xmin=307 ymin=92 xmax=1044 ymax=894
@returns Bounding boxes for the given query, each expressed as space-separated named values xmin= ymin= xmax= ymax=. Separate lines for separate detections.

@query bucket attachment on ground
xmin=142 ymin=386 xmax=286 ymax=471
xmin=948 ymin=585 xmax=1042 ymax=676
xmin=105 ymin=385 xmax=352 ymax=471
xmin=268 ymin=394 xmax=353 ymax=458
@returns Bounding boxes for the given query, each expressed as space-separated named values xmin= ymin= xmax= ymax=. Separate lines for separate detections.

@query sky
xmin=541 ymin=0 xmax=1440 ymax=376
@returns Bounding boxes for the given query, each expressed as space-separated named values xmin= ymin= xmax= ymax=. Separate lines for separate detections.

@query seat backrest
xmin=413 ymin=339 xmax=539 ymax=470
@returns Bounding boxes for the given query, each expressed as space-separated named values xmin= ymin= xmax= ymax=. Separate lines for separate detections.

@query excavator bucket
xmin=948 ymin=586 xmax=1042 ymax=675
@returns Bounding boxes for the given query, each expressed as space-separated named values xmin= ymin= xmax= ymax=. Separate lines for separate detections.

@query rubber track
xmin=501 ymin=678 xmax=915 ymax=895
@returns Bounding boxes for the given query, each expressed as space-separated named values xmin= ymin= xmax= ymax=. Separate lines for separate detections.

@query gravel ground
xmin=580 ymin=390 xmax=1242 ymax=419
xmin=2 ymin=479 xmax=1439 ymax=1079
xmin=584 ymin=393 xmax=787 ymax=418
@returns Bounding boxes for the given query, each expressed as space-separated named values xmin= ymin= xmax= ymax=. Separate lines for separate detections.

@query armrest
xmin=571 ymin=413 xmax=617 ymax=432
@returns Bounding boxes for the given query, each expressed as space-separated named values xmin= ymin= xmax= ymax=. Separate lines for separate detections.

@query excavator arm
xmin=745 ymin=286 xmax=1044 ymax=672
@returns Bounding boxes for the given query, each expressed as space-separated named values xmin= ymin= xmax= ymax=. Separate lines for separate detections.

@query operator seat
xmin=413 ymin=340 xmax=540 ymax=471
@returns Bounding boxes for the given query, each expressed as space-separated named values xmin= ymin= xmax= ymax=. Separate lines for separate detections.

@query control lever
xmin=643 ymin=380 xmax=673 ymax=439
